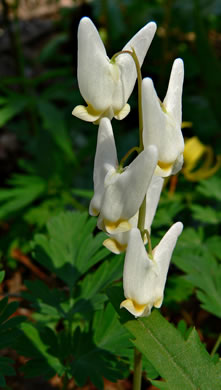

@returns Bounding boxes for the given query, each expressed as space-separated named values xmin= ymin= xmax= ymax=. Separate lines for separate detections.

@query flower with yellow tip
xmin=103 ymin=175 xmax=164 ymax=254
xmin=183 ymin=136 xmax=221 ymax=181
xmin=72 ymin=17 xmax=157 ymax=123
xmin=120 ymin=222 xmax=183 ymax=317
xmin=89 ymin=117 xmax=158 ymax=234
xmin=142 ymin=58 xmax=184 ymax=177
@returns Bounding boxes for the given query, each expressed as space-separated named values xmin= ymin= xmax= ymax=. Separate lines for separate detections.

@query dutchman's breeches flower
xmin=120 ymin=222 xmax=183 ymax=317
xmin=89 ymin=118 xmax=158 ymax=234
xmin=103 ymin=175 xmax=164 ymax=254
xmin=142 ymin=59 xmax=185 ymax=177
xmin=72 ymin=17 xmax=156 ymax=123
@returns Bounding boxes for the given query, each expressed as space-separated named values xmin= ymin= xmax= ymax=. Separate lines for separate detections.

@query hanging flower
xmin=142 ymin=58 xmax=184 ymax=177
xmin=120 ymin=222 xmax=183 ymax=317
xmin=89 ymin=118 xmax=158 ymax=234
xmin=72 ymin=17 xmax=156 ymax=123
xmin=103 ymin=175 xmax=164 ymax=254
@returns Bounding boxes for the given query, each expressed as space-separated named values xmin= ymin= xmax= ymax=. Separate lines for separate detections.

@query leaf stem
xmin=133 ymin=347 xmax=143 ymax=390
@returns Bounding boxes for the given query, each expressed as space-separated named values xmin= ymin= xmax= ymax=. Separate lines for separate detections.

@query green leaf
xmin=191 ymin=204 xmax=221 ymax=224
xmin=174 ymin=247 xmax=221 ymax=318
xmin=206 ymin=235 xmax=221 ymax=260
xmin=0 ymin=357 xmax=15 ymax=387
xmin=152 ymin=196 xmax=184 ymax=228
xmin=19 ymin=323 xmax=65 ymax=378
xmin=72 ymin=188 xmax=93 ymax=200
xmin=196 ymin=176 xmax=221 ymax=201
xmin=164 ymin=275 xmax=193 ymax=305
xmin=70 ymin=327 xmax=127 ymax=389
xmin=33 ymin=211 xmax=109 ymax=288
xmin=93 ymin=303 xmax=131 ymax=356
xmin=37 ymin=100 xmax=76 ymax=162
xmin=0 ymin=270 xmax=5 ymax=284
xmin=123 ymin=310 xmax=221 ymax=389
xmin=0 ymin=94 xmax=28 ymax=126
xmin=23 ymin=279 xmax=67 ymax=320
xmin=0 ymin=175 xmax=46 ymax=219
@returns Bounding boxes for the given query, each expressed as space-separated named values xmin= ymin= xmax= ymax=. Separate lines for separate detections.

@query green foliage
xmin=33 ymin=211 xmax=109 ymax=288
xmin=0 ymin=273 xmax=25 ymax=387
xmin=196 ymin=176 xmax=221 ymax=201
xmin=18 ymin=211 xmax=129 ymax=387
xmin=0 ymin=175 xmax=47 ymax=219
xmin=123 ymin=310 xmax=221 ymax=390
xmin=0 ymin=92 xmax=28 ymax=126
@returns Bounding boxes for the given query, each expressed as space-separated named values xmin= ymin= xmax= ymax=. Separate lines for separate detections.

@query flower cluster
xmin=73 ymin=17 xmax=184 ymax=317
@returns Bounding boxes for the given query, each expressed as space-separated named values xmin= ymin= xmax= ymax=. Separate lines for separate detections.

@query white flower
xmin=72 ymin=17 xmax=156 ymax=123
xmin=103 ymin=175 xmax=164 ymax=254
xmin=142 ymin=58 xmax=184 ymax=177
xmin=120 ymin=222 xmax=183 ymax=317
xmin=89 ymin=118 xmax=158 ymax=234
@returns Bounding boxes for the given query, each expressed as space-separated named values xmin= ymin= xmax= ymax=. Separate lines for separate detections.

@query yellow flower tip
xmin=120 ymin=298 xmax=149 ymax=318
xmin=154 ymin=296 xmax=163 ymax=308
xmin=181 ymin=121 xmax=192 ymax=129
xmin=104 ymin=219 xmax=131 ymax=234
xmin=72 ymin=104 xmax=101 ymax=122
xmin=157 ymin=160 xmax=173 ymax=171
xmin=90 ymin=207 xmax=99 ymax=217
xmin=159 ymin=100 xmax=167 ymax=114
xmin=114 ymin=103 xmax=130 ymax=120
xmin=103 ymin=238 xmax=127 ymax=254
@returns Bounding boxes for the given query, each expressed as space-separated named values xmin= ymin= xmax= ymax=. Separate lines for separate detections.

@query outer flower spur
xmin=142 ymin=58 xmax=184 ymax=177
xmin=72 ymin=17 xmax=156 ymax=123
xmin=120 ymin=222 xmax=183 ymax=317
xmin=89 ymin=118 xmax=158 ymax=234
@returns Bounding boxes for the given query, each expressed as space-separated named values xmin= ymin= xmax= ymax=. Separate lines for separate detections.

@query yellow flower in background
xmin=183 ymin=136 xmax=221 ymax=181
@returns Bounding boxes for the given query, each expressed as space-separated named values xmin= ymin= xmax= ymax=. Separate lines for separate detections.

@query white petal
xmin=77 ymin=17 xmax=114 ymax=112
xmin=142 ymin=77 xmax=165 ymax=153
xmin=153 ymin=222 xmax=183 ymax=291
xmin=145 ymin=176 xmax=164 ymax=231
xmin=142 ymin=76 xmax=184 ymax=170
xmin=122 ymin=228 xmax=161 ymax=317
xmin=72 ymin=105 xmax=101 ymax=122
xmin=122 ymin=228 xmax=153 ymax=303
xmin=113 ymin=22 xmax=157 ymax=111
xmin=163 ymin=58 xmax=184 ymax=125
xmin=101 ymin=145 xmax=158 ymax=233
xmin=89 ymin=118 xmax=118 ymax=216
xmin=114 ymin=104 xmax=130 ymax=120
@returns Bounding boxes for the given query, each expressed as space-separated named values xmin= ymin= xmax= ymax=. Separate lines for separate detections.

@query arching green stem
xmin=119 ymin=146 xmax=140 ymax=168
xmin=144 ymin=229 xmax=153 ymax=258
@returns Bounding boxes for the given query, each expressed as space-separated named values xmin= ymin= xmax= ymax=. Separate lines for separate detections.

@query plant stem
xmin=211 ymin=333 xmax=221 ymax=357
xmin=133 ymin=347 xmax=143 ymax=390
xmin=144 ymin=229 xmax=153 ymax=258
xmin=119 ymin=146 xmax=140 ymax=168
xmin=137 ymin=195 xmax=146 ymax=237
